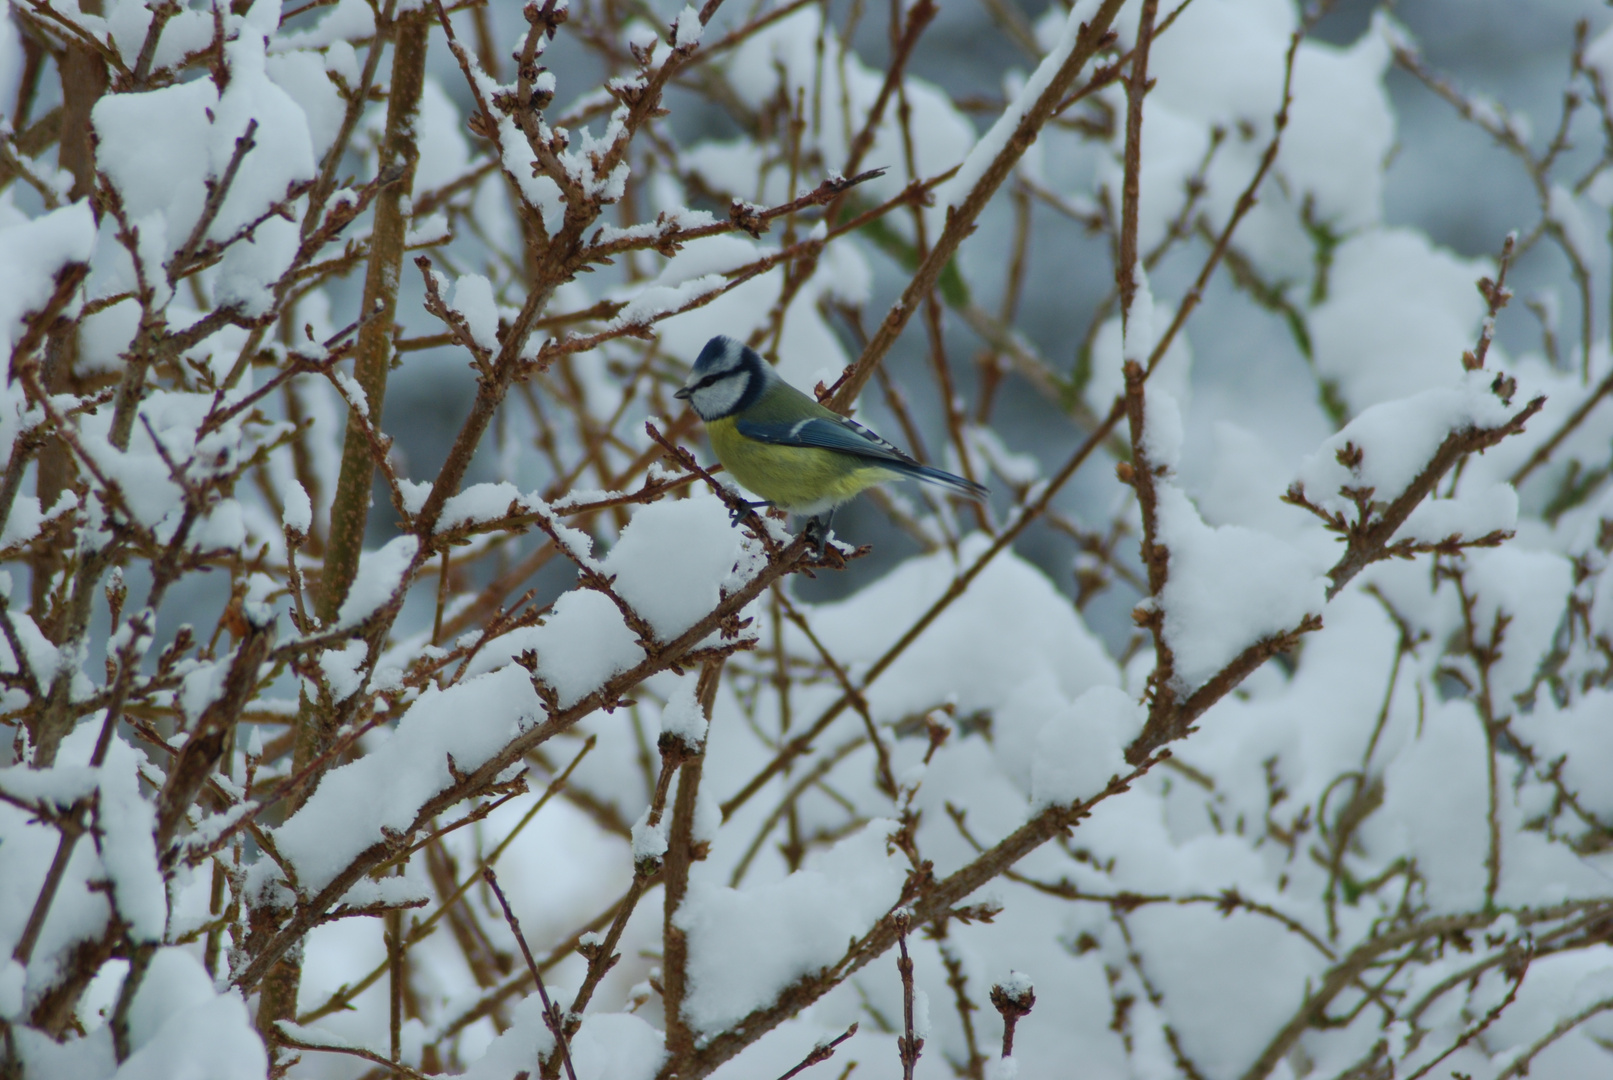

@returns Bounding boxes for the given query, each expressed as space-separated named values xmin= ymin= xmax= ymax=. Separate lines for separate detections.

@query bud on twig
xmin=990 ymin=972 xmax=1035 ymax=1058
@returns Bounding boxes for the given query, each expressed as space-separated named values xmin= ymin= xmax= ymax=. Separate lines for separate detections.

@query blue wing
xmin=736 ymin=415 xmax=989 ymax=501
xmin=736 ymin=415 xmax=913 ymax=464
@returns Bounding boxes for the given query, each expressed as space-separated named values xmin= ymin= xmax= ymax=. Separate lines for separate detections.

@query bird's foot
xmin=801 ymin=512 xmax=835 ymax=559
xmin=727 ymin=498 xmax=771 ymax=526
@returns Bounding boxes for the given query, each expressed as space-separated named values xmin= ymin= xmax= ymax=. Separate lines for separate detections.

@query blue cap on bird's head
xmin=693 ymin=335 xmax=744 ymax=376
xmin=675 ymin=336 xmax=745 ymax=396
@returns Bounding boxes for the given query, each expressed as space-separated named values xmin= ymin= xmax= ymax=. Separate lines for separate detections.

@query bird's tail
xmin=902 ymin=461 xmax=989 ymax=501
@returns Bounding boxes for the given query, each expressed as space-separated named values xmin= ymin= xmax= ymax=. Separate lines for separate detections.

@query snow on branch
xmin=2 ymin=1 xmax=1611 ymax=1079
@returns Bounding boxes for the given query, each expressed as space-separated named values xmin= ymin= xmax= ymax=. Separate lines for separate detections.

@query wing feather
xmin=735 ymin=415 xmax=915 ymax=464
xmin=735 ymin=413 xmax=988 ymax=501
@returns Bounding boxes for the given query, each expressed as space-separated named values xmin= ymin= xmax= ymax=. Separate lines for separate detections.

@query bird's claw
xmin=801 ymin=515 xmax=832 ymax=559
xmin=727 ymin=499 xmax=770 ymax=526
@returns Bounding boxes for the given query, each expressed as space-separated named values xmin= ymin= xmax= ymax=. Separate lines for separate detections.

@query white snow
xmin=0 ymin=202 xmax=96 ymax=348
xmin=799 ymin=534 xmax=1118 ymax=744
xmin=604 ymin=494 xmax=759 ymax=641
xmin=608 ymin=273 xmax=727 ymax=333
xmin=115 ymin=949 xmax=265 ymax=1080
xmin=460 ymin=1003 xmax=664 ymax=1080
xmin=415 ymin=78 xmax=474 ymax=194
xmin=0 ymin=960 xmax=22 ymax=1020
xmin=1293 ymin=374 xmax=1520 ymax=520
xmin=457 ymin=994 xmax=556 ymax=1079
xmin=1308 ymin=229 xmax=1489 ymax=412
xmin=270 ymin=0 xmax=374 ymax=50
xmin=92 ymin=78 xmax=216 ymax=258
xmin=1462 ymin=546 xmax=1573 ymax=704
xmin=282 ymin=480 xmax=312 ymax=536
xmin=93 ymin=738 xmax=166 ymax=942
xmin=1128 ymin=899 xmax=1324 ymax=1078
xmin=523 ymin=589 xmax=646 ymax=708
xmin=659 ymin=680 xmax=708 ymax=751
xmin=318 ymin=639 xmax=369 ymax=701
xmin=75 ymin=296 xmax=141 ymax=375
xmin=1083 ymin=305 xmax=1193 ymax=425
xmin=1029 ymin=686 xmax=1140 ymax=807
xmin=435 ymin=480 xmax=527 ymax=534
xmin=676 ymin=821 xmax=907 ymax=1035
xmin=333 ymin=875 xmax=431 ymax=911
xmin=273 ymin=664 xmax=543 ymax=892
xmin=336 ymin=535 xmax=419 ymax=627
xmin=451 ymin=274 xmax=501 ymax=352
xmin=1282 ymin=27 xmax=1396 ymax=228
xmin=331 ymin=369 xmax=370 ymax=419
xmin=1515 ymin=689 xmax=1613 ymax=817
xmin=672 ymin=5 xmax=703 ymax=48
xmin=1155 ymin=483 xmax=1326 ymax=693
xmin=985 ymin=1058 xmax=1020 ymax=1080
xmin=266 ymin=49 xmax=344 ymax=159
xmin=999 ymin=970 xmax=1033 ymax=1000
xmin=1397 ymin=479 xmax=1516 ymax=546
xmin=631 ymin=809 xmax=668 ymax=863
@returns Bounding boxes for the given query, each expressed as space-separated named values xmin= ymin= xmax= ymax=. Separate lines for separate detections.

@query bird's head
xmin=675 ymin=335 xmax=774 ymax=420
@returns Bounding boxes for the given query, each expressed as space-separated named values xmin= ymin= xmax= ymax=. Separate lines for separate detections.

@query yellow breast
xmin=707 ymin=417 xmax=895 ymax=513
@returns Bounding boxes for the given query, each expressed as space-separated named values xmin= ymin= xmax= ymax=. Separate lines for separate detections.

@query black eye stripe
xmin=692 ymin=370 xmax=735 ymax=390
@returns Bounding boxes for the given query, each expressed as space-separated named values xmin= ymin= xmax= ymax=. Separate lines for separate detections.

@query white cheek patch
xmin=694 ymin=373 xmax=748 ymax=419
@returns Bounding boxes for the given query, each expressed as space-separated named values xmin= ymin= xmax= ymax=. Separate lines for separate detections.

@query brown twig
xmin=1233 ymin=904 xmax=1613 ymax=1080
xmin=773 ymin=1023 xmax=859 ymax=1080
xmin=482 ymin=866 xmax=579 ymax=1080
xmin=895 ymin=910 xmax=923 ymax=1080
xmin=233 ymin=534 xmax=811 ymax=995
xmin=841 ymin=0 xmax=936 ymax=184
xmin=1116 ymin=0 xmax=1159 ymax=322
xmin=660 ymin=657 xmax=722 ymax=1072
xmin=1284 ymin=395 xmax=1546 ymax=601
xmin=826 ymin=0 xmax=1127 ymax=412
xmin=989 ymin=975 xmax=1034 ymax=1059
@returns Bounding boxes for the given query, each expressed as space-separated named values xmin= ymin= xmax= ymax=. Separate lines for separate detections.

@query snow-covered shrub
xmin=1 ymin=0 xmax=1611 ymax=1077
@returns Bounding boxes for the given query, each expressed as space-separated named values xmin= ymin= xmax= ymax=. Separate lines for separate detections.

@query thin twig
xmin=773 ymin=1023 xmax=859 ymax=1080
xmin=1116 ymin=0 xmax=1159 ymax=322
xmin=482 ymin=866 xmax=578 ymax=1080
xmin=895 ymin=911 xmax=923 ymax=1080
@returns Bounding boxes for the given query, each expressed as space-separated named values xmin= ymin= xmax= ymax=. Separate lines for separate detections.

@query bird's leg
xmin=728 ymin=498 xmax=771 ymax=526
xmin=802 ymin=508 xmax=835 ymax=557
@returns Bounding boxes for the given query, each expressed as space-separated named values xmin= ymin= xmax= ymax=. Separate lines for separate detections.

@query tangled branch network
xmin=1 ymin=0 xmax=1612 ymax=1078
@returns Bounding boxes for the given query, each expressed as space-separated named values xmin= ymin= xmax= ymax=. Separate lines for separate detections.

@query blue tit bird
xmin=674 ymin=335 xmax=988 ymax=547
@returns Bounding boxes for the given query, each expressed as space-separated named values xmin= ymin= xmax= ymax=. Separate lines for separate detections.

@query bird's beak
xmin=674 ymin=386 xmax=692 ymax=400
